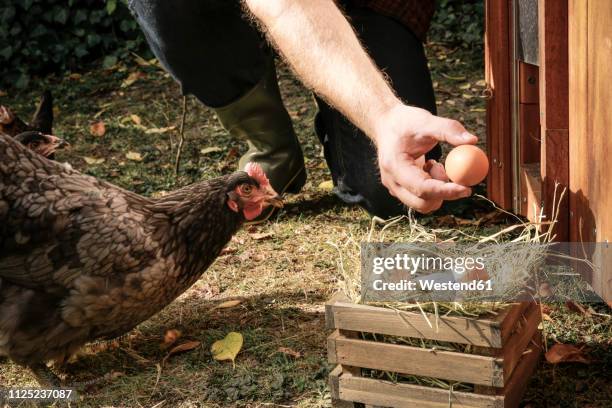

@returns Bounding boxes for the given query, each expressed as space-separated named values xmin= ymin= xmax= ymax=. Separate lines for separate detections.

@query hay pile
xmin=326 ymin=188 xmax=567 ymax=394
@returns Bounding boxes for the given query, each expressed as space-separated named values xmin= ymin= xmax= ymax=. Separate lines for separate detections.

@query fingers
xmin=428 ymin=117 xmax=478 ymax=146
xmin=382 ymin=159 xmax=471 ymax=213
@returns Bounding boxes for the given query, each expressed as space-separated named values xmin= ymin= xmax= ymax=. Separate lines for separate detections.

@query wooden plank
xmin=519 ymin=63 xmax=539 ymax=104
xmin=519 ymin=104 xmax=541 ymax=165
xmin=539 ymin=0 xmax=570 ymax=242
xmin=501 ymin=302 xmax=541 ymax=381
xmin=519 ymin=164 xmax=542 ymax=221
xmin=328 ymin=300 xmax=503 ymax=348
xmin=485 ymin=0 xmax=514 ymax=209
xmin=330 ymin=365 xmax=356 ymax=408
xmin=497 ymin=302 xmax=531 ymax=344
xmin=542 ymin=129 xmax=569 ymax=240
xmin=502 ymin=332 xmax=542 ymax=408
xmin=330 ymin=335 xmax=505 ymax=387
xmin=338 ymin=371 xmax=504 ymax=408
xmin=569 ymin=0 xmax=612 ymax=302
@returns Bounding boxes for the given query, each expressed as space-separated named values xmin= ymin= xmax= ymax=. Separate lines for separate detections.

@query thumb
xmin=432 ymin=117 xmax=478 ymax=146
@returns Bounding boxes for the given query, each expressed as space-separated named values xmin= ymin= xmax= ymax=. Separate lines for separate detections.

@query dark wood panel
xmin=519 ymin=103 xmax=541 ymax=165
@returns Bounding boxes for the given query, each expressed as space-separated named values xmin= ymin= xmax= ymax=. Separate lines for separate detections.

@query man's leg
xmin=314 ymin=7 xmax=440 ymax=218
xmin=128 ymin=0 xmax=305 ymax=194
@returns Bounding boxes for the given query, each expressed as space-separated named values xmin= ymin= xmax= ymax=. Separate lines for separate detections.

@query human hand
xmin=373 ymin=105 xmax=479 ymax=213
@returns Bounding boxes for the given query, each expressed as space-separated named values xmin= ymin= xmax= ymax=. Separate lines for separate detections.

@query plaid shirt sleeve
xmin=353 ymin=0 xmax=436 ymax=41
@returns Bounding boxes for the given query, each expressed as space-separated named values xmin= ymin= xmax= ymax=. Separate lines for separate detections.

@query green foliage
xmin=430 ymin=0 xmax=484 ymax=50
xmin=0 ymin=0 xmax=148 ymax=89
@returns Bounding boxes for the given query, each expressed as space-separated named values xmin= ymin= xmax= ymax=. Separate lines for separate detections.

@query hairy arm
xmin=244 ymin=0 xmax=479 ymax=212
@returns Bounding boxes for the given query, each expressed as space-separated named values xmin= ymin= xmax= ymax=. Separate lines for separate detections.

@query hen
xmin=13 ymin=131 xmax=68 ymax=159
xmin=0 ymin=91 xmax=54 ymax=136
xmin=0 ymin=133 xmax=282 ymax=385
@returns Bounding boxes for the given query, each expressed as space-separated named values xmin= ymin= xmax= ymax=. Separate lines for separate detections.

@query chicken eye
xmin=240 ymin=184 xmax=253 ymax=195
xmin=30 ymin=141 xmax=40 ymax=149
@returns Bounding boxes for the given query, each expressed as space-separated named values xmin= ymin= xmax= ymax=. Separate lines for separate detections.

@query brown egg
xmin=444 ymin=145 xmax=489 ymax=186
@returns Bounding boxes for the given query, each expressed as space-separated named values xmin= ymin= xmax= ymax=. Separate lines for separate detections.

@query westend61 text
xmin=372 ymin=279 xmax=493 ymax=292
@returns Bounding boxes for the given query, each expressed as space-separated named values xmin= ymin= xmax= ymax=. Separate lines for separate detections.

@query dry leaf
xmin=459 ymin=83 xmax=471 ymax=90
xmin=277 ymin=347 xmax=301 ymax=358
xmin=211 ymin=332 xmax=243 ymax=367
xmin=250 ymin=232 xmax=274 ymax=240
xmin=0 ymin=90 xmax=7 ymax=97
xmin=83 ymin=157 xmax=105 ymax=165
xmin=318 ymin=180 xmax=334 ymax=192
xmin=145 ymin=126 xmax=176 ymax=134
xmin=200 ymin=146 xmax=223 ymax=155
xmin=121 ymin=71 xmax=146 ymax=88
xmin=470 ymin=107 xmax=486 ymax=112
xmin=167 ymin=341 xmax=201 ymax=358
xmin=130 ymin=114 xmax=142 ymax=126
xmin=90 ymin=121 xmax=106 ymax=137
xmin=126 ymin=151 xmax=143 ymax=161
xmin=162 ymin=329 xmax=182 ymax=349
xmin=214 ymin=300 xmax=242 ymax=310
xmin=545 ymin=344 xmax=590 ymax=364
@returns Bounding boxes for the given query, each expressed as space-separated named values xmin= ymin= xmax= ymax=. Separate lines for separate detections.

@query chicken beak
xmin=264 ymin=185 xmax=284 ymax=208
xmin=58 ymin=138 xmax=70 ymax=149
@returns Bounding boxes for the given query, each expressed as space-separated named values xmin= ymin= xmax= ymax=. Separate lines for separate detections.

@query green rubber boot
xmin=215 ymin=59 xmax=306 ymax=198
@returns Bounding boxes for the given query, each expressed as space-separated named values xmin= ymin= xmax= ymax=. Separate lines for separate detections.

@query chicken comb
xmin=245 ymin=162 xmax=270 ymax=187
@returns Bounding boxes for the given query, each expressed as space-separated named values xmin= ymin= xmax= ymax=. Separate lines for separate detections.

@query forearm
xmin=244 ymin=0 xmax=400 ymax=140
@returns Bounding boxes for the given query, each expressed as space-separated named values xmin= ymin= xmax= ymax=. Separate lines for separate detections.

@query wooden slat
xmin=329 ymin=365 xmax=356 ymax=408
xmin=485 ymin=0 xmax=514 ymax=209
xmin=326 ymin=300 xmax=508 ymax=348
xmin=330 ymin=335 xmax=504 ymax=387
xmin=501 ymin=302 xmax=541 ymax=380
xmin=539 ymin=0 xmax=570 ymax=242
xmin=501 ymin=332 xmax=542 ymax=408
xmin=337 ymin=370 xmax=504 ymax=408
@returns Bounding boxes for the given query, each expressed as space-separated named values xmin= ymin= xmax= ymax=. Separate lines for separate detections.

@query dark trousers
xmin=128 ymin=0 xmax=440 ymax=218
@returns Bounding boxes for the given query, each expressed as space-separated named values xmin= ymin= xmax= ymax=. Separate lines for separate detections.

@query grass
xmin=0 ymin=42 xmax=610 ymax=407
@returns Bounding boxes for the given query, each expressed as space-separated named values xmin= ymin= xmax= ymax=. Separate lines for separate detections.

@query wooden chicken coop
xmin=485 ymin=0 xmax=611 ymax=303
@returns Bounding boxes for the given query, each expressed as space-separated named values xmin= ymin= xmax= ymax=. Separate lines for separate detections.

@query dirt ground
xmin=0 ymin=42 xmax=610 ymax=407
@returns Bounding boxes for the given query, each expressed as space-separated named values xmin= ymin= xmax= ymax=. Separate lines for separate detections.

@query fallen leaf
xmin=277 ymin=347 xmax=301 ymax=358
xmin=470 ymin=107 xmax=486 ymax=112
xmin=565 ymin=300 xmax=591 ymax=316
xmin=214 ymin=300 xmax=242 ymax=310
xmin=162 ymin=329 xmax=182 ymax=349
xmin=200 ymin=146 xmax=223 ymax=155
xmin=250 ymin=232 xmax=274 ymax=240
xmin=211 ymin=332 xmax=243 ymax=367
xmin=145 ymin=126 xmax=176 ymax=134
xmin=0 ymin=90 xmax=7 ymax=97
xmin=459 ymin=83 xmax=471 ymax=90
xmin=462 ymin=93 xmax=474 ymax=99
xmin=126 ymin=151 xmax=143 ymax=161
xmin=318 ymin=180 xmax=334 ymax=192
xmin=69 ymin=73 xmax=82 ymax=80
xmin=121 ymin=71 xmax=146 ymax=88
xmin=130 ymin=114 xmax=142 ymax=126
xmin=476 ymin=79 xmax=487 ymax=87
xmin=166 ymin=340 xmax=201 ymax=359
xmin=545 ymin=344 xmax=590 ymax=364
xmin=83 ymin=157 xmax=105 ymax=165
xmin=90 ymin=121 xmax=106 ymax=137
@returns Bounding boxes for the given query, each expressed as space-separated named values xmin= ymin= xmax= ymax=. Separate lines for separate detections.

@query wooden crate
xmin=326 ymin=293 xmax=542 ymax=408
